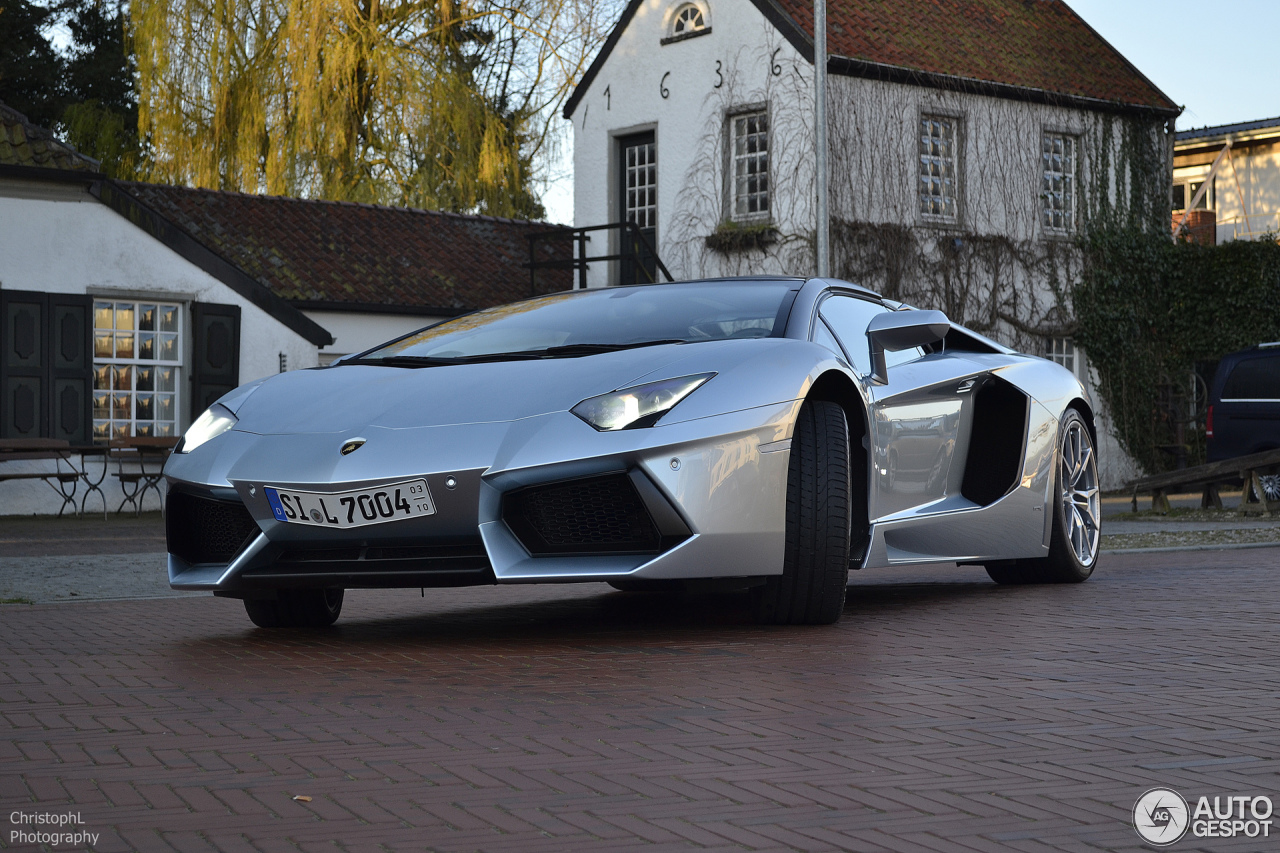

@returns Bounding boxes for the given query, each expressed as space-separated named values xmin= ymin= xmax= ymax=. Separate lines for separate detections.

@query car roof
xmin=1220 ymin=343 xmax=1280 ymax=362
xmin=607 ymin=276 xmax=806 ymax=289
xmin=607 ymin=276 xmax=883 ymax=299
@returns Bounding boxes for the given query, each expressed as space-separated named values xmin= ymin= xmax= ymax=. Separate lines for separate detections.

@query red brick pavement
xmin=2 ymin=549 xmax=1278 ymax=852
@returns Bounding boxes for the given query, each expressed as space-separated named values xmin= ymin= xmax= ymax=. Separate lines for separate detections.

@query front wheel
xmin=754 ymin=400 xmax=852 ymax=625
xmin=986 ymin=409 xmax=1100 ymax=585
xmin=244 ymin=588 xmax=344 ymax=628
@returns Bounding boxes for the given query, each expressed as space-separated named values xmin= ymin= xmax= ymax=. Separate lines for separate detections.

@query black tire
xmin=754 ymin=400 xmax=852 ymax=625
xmin=986 ymin=408 xmax=1099 ymax=585
xmin=244 ymin=588 xmax=344 ymax=628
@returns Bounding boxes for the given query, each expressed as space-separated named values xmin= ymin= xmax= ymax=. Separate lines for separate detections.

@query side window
xmin=812 ymin=318 xmax=845 ymax=359
xmin=1222 ymin=354 xmax=1280 ymax=400
xmin=818 ymin=295 xmax=922 ymax=377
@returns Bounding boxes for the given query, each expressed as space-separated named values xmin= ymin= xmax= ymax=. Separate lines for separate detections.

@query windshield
xmin=360 ymin=282 xmax=796 ymax=361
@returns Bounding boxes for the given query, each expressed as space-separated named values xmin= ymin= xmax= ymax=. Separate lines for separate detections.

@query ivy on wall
xmin=1072 ymin=230 xmax=1280 ymax=474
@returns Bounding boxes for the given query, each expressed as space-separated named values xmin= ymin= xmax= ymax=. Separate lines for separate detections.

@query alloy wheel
xmin=1061 ymin=419 xmax=1100 ymax=566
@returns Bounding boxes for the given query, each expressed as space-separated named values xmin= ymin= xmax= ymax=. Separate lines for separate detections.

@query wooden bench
xmin=1127 ymin=447 xmax=1280 ymax=515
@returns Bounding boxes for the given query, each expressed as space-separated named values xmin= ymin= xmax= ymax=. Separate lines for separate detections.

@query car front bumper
xmin=165 ymin=402 xmax=799 ymax=593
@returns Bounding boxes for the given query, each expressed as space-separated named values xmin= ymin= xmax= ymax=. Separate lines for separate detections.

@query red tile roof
xmin=773 ymin=0 xmax=1177 ymax=112
xmin=565 ymin=0 xmax=1177 ymax=118
xmin=118 ymin=183 xmax=573 ymax=314
xmin=0 ymin=101 xmax=100 ymax=172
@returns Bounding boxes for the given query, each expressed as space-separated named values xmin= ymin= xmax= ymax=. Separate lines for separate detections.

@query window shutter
xmin=190 ymin=302 xmax=241 ymax=419
xmin=1 ymin=290 xmax=49 ymax=439
xmin=49 ymin=294 xmax=93 ymax=444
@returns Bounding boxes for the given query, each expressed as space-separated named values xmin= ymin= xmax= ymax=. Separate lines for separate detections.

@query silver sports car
xmin=165 ymin=277 xmax=1101 ymax=627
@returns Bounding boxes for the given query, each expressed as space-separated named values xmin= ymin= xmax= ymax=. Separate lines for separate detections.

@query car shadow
xmin=167 ymin=571 xmax=1007 ymax=670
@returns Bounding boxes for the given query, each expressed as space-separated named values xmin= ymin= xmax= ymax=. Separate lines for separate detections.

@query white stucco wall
xmin=825 ymin=76 xmax=1153 ymax=241
xmin=0 ymin=178 xmax=321 ymax=514
xmin=572 ymin=0 xmax=811 ymax=285
xmin=1175 ymin=138 xmax=1280 ymax=242
xmin=305 ymin=309 xmax=445 ymax=363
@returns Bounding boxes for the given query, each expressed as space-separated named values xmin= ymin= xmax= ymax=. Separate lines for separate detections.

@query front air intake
xmin=502 ymin=471 xmax=691 ymax=556
xmin=166 ymin=492 xmax=261 ymax=565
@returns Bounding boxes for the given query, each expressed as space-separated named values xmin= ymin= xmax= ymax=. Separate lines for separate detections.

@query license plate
xmin=264 ymin=479 xmax=435 ymax=529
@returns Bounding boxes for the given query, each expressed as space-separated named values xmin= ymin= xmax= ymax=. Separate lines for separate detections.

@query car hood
xmin=229 ymin=342 xmax=738 ymax=434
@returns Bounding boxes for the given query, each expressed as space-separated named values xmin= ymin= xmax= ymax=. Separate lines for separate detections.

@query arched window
xmin=671 ymin=3 xmax=706 ymax=36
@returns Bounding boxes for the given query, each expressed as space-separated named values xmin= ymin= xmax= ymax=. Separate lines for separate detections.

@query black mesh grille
xmin=243 ymin=540 xmax=492 ymax=588
xmin=166 ymin=492 xmax=261 ymax=565
xmin=502 ymin=473 xmax=662 ymax=555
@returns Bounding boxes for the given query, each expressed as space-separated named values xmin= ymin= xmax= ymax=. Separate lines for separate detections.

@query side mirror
xmin=866 ymin=310 xmax=950 ymax=385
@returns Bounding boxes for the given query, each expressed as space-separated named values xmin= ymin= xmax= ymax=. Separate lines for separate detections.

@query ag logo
xmin=340 ymin=438 xmax=365 ymax=456
xmin=1134 ymin=788 xmax=1190 ymax=846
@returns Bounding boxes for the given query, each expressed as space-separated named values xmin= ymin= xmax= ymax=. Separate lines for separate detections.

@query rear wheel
xmin=986 ymin=409 xmax=1099 ymax=585
xmin=754 ymin=400 xmax=852 ymax=625
xmin=244 ymin=588 xmax=344 ymax=628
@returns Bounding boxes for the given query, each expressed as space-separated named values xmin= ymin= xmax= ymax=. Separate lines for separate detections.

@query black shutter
xmin=190 ymin=302 xmax=241 ymax=418
xmin=1 ymin=290 xmax=94 ymax=442
xmin=1 ymin=290 xmax=49 ymax=439
xmin=49 ymin=294 xmax=93 ymax=444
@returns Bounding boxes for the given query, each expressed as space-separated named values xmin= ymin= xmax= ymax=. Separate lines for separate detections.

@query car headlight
xmin=176 ymin=404 xmax=237 ymax=453
xmin=571 ymin=373 xmax=714 ymax=431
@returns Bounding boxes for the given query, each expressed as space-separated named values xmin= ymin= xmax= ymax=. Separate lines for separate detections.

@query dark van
xmin=1207 ymin=343 xmax=1280 ymax=462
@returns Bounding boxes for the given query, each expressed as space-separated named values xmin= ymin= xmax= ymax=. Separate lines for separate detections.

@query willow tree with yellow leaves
xmin=131 ymin=0 xmax=614 ymax=216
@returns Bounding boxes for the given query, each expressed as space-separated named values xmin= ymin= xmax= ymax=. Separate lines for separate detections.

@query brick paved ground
xmin=2 ymin=549 xmax=1277 ymax=852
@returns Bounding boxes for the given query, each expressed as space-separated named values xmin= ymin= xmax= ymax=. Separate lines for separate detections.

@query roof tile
xmin=0 ymin=101 xmax=100 ymax=171
xmin=119 ymin=183 xmax=574 ymax=313
xmin=774 ymin=0 xmax=1177 ymax=111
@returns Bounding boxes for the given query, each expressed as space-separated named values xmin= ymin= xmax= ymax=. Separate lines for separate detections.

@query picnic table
xmin=108 ymin=436 xmax=180 ymax=515
xmin=1127 ymin=447 xmax=1280 ymax=515
xmin=0 ymin=439 xmax=106 ymax=517
xmin=1 ymin=437 xmax=180 ymax=517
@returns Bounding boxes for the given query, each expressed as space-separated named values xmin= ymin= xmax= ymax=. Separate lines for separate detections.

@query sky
xmin=539 ymin=0 xmax=1280 ymax=225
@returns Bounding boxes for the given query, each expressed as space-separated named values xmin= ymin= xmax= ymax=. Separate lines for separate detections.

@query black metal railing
xmin=524 ymin=222 xmax=674 ymax=293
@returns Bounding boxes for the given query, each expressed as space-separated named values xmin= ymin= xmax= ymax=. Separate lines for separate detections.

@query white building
xmin=1 ymin=102 xmax=569 ymax=514
xmin=565 ymin=0 xmax=1180 ymax=487
xmin=1173 ymin=116 xmax=1280 ymax=244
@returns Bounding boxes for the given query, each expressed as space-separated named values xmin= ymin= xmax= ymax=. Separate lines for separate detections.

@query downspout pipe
xmin=814 ymin=0 xmax=829 ymax=276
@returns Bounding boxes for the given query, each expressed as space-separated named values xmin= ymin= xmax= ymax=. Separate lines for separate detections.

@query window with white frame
xmin=623 ymin=138 xmax=657 ymax=230
xmin=730 ymin=110 xmax=769 ymax=220
xmin=918 ymin=115 xmax=959 ymax=220
xmin=93 ymin=300 xmax=182 ymax=441
xmin=1172 ymin=179 xmax=1212 ymax=212
xmin=1041 ymin=132 xmax=1076 ymax=232
xmin=671 ymin=3 xmax=705 ymax=36
xmin=1046 ymin=336 xmax=1080 ymax=377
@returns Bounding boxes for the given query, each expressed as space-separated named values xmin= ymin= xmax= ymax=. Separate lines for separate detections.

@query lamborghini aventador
xmin=164 ymin=277 xmax=1101 ymax=627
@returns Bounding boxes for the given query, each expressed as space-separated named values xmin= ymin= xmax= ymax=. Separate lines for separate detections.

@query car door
xmin=1215 ymin=350 xmax=1280 ymax=458
xmin=816 ymin=293 xmax=985 ymax=520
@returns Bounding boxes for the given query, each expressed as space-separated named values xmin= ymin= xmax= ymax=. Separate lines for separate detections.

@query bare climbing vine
xmin=663 ymin=30 xmax=1172 ymax=359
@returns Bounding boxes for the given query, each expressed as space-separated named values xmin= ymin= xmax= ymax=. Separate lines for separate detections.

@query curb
xmin=1102 ymin=541 xmax=1280 ymax=555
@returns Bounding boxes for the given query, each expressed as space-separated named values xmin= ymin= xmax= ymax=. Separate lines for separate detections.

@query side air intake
xmin=961 ymin=377 xmax=1029 ymax=506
